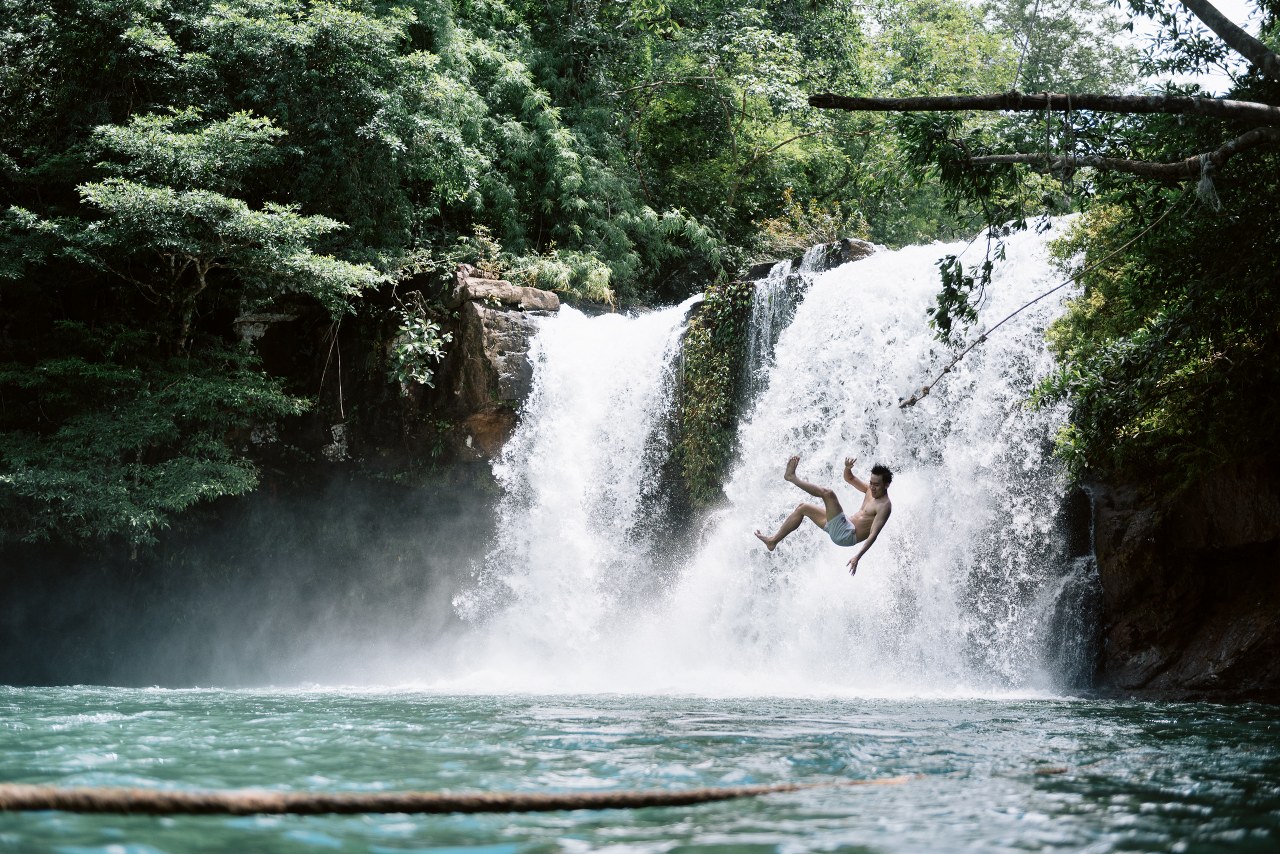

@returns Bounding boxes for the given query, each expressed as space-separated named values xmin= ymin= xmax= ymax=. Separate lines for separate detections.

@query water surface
xmin=2 ymin=688 xmax=1277 ymax=852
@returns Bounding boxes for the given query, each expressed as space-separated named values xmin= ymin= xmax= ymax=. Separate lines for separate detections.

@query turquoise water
xmin=1 ymin=688 xmax=1278 ymax=852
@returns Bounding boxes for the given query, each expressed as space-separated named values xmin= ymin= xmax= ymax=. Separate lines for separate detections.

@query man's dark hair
xmin=871 ymin=463 xmax=893 ymax=485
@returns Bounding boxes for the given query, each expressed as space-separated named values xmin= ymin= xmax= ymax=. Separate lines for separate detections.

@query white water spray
xmin=742 ymin=245 xmax=827 ymax=403
xmin=437 ymin=227 xmax=1084 ymax=696
xmin=451 ymin=298 xmax=698 ymax=678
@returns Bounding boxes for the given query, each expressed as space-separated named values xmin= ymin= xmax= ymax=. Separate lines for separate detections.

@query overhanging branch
xmin=808 ymin=92 xmax=1280 ymax=125
xmin=1177 ymin=0 xmax=1280 ymax=82
xmin=968 ymin=126 xmax=1280 ymax=180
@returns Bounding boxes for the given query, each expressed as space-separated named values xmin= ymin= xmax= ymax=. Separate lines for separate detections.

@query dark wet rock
xmin=1091 ymin=462 xmax=1280 ymax=702
xmin=450 ymin=301 xmax=539 ymax=412
xmin=805 ymin=237 xmax=878 ymax=273
xmin=745 ymin=237 xmax=877 ymax=282
xmin=832 ymin=237 xmax=877 ymax=267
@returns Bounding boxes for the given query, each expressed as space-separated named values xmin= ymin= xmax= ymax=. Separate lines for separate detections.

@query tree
xmin=809 ymin=0 xmax=1280 ymax=483
xmin=0 ymin=0 xmax=1125 ymax=544
xmin=0 ymin=106 xmax=382 ymax=544
xmin=0 ymin=0 xmax=735 ymax=543
xmin=50 ymin=110 xmax=381 ymax=351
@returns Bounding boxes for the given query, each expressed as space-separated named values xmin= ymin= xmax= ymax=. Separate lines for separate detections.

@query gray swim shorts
xmin=825 ymin=511 xmax=861 ymax=547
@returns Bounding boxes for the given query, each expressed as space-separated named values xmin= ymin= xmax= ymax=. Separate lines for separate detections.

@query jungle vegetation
xmin=810 ymin=0 xmax=1279 ymax=486
xmin=3 ymin=0 xmax=1271 ymax=544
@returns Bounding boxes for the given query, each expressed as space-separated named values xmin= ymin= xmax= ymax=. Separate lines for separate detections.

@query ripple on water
xmin=0 ymin=691 xmax=1277 ymax=852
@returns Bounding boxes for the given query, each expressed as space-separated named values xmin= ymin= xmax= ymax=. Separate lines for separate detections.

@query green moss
xmin=676 ymin=278 xmax=754 ymax=506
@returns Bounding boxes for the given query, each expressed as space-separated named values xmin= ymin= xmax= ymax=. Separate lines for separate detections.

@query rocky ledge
xmin=433 ymin=265 xmax=560 ymax=458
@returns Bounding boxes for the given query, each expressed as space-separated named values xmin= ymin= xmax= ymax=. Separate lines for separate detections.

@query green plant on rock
xmin=676 ymin=277 xmax=755 ymax=506
xmin=754 ymin=187 xmax=870 ymax=262
xmin=511 ymin=249 xmax=616 ymax=306
xmin=388 ymin=305 xmax=452 ymax=390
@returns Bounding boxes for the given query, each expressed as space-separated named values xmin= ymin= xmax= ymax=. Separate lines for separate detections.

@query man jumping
xmin=754 ymin=455 xmax=893 ymax=576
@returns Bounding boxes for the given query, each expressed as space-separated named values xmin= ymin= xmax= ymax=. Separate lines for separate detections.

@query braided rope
xmin=0 ymin=777 xmax=910 ymax=816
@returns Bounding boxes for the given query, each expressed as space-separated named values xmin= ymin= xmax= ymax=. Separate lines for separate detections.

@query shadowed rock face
xmin=1092 ymin=462 xmax=1280 ymax=702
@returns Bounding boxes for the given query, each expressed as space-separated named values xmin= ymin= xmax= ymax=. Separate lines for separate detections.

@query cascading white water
xmin=437 ymin=225 xmax=1082 ymax=696
xmin=742 ymin=258 xmax=793 ymax=403
xmin=449 ymin=298 xmax=699 ymax=679
xmin=742 ymin=245 xmax=826 ymax=403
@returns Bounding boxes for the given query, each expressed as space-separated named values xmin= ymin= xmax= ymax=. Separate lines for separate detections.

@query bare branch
xmin=741 ymin=130 xmax=831 ymax=172
xmin=808 ymin=91 xmax=1280 ymax=125
xmin=968 ymin=126 xmax=1280 ymax=180
xmin=1178 ymin=0 xmax=1280 ymax=82
xmin=609 ymin=78 xmax=718 ymax=97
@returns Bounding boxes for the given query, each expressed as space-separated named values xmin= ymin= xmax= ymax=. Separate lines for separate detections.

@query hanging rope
xmin=1011 ymin=0 xmax=1044 ymax=91
xmin=1060 ymin=95 xmax=1075 ymax=206
xmin=0 ymin=777 xmax=911 ymax=816
xmin=1196 ymin=153 xmax=1222 ymax=210
xmin=318 ymin=318 xmax=345 ymax=419
xmin=899 ymin=191 xmax=1192 ymax=408
xmin=1044 ymin=93 xmax=1052 ymax=165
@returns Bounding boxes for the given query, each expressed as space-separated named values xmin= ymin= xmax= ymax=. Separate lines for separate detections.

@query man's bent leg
xmin=755 ymin=502 xmax=827 ymax=551
xmin=818 ymin=492 xmax=844 ymax=526
xmin=778 ymin=458 xmax=839 ymax=512
xmin=782 ymin=458 xmax=845 ymax=524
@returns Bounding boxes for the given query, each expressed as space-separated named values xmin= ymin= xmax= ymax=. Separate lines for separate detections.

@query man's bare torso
xmin=849 ymin=492 xmax=891 ymax=540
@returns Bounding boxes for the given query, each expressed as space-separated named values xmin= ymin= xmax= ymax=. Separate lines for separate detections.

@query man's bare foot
xmin=783 ymin=455 xmax=800 ymax=483
xmin=754 ymin=530 xmax=777 ymax=552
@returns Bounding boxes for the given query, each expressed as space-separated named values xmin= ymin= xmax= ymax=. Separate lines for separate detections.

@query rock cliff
xmin=431 ymin=265 xmax=559 ymax=458
xmin=1091 ymin=462 xmax=1280 ymax=702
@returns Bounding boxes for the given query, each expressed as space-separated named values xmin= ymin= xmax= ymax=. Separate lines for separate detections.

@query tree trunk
xmin=1178 ymin=0 xmax=1280 ymax=82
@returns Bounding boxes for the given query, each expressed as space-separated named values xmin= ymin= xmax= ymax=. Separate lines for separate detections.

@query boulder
xmin=745 ymin=238 xmax=877 ymax=282
xmin=452 ymin=301 xmax=538 ymax=410
xmin=746 ymin=260 xmax=781 ymax=280
xmin=424 ymin=264 xmax=563 ymax=459
xmin=835 ymin=237 xmax=877 ymax=264
xmin=447 ymin=265 xmax=560 ymax=312
xmin=805 ymin=237 xmax=877 ymax=272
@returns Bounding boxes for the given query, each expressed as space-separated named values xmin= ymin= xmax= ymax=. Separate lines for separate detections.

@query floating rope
xmin=0 ymin=777 xmax=911 ymax=816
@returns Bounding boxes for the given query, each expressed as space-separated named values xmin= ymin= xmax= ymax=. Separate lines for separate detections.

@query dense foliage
xmin=676 ymin=278 xmax=753 ymax=505
xmin=1 ymin=0 xmax=1133 ymax=542
xmin=1037 ymin=2 xmax=1280 ymax=485
xmin=1036 ymin=152 xmax=1280 ymax=482
xmin=885 ymin=0 xmax=1279 ymax=486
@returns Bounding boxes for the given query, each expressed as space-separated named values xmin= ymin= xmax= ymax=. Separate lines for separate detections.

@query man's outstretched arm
xmin=843 ymin=457 xmax=867 ymax=492
xmin=847 ymin=505 xmax=892 ymax=576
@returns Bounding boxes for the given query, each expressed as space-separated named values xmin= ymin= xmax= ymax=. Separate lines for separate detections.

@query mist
xmin=1 ymin=470 xmax=496 ymax=687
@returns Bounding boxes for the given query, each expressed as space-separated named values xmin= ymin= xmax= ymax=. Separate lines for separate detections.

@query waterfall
xmin=742 ymin=245 xmax=828 ymax=403
xmin=437 ymin=226 xmax=1085 ymax=697
xmin=450 ymin=298 xmax=699 ymax=670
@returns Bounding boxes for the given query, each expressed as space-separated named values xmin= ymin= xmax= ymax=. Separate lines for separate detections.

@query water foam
xmin=435 ymin=227 xmax=1082 ymax=697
